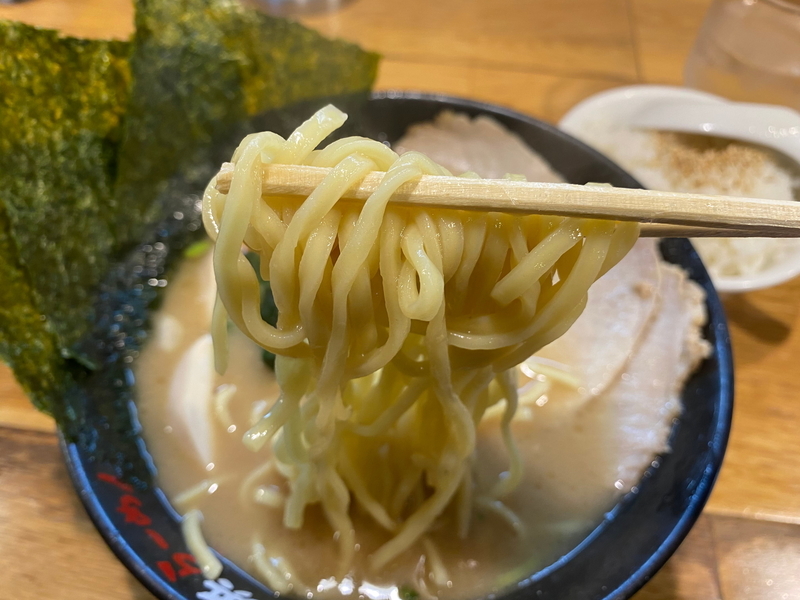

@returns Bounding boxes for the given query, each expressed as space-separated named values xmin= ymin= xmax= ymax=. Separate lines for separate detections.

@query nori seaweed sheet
xmin=66 ymin=186 xmax=207 ymax=486
xmin=0 ymin=0 xmax=379 ymax=458
xmin=0 ymin=204 xmax=75 ymax=418
xmin=113 ymin=0 xmax=380 ymax=241
xmin=0 ymin=21 xmax=131 ymax=359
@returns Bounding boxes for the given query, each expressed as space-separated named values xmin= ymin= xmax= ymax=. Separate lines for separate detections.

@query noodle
xmin=182 ymin=510 xmax=223 ymax=579
xmin=213 ymin=383 xmax=238 ymax=433
xmin=252 ymin=540 xmax=304 ymax=594
xmin=254 ymin=484 xmax=285 ymax=508
xmin=421 ymin=538 xmax=450 ymax=587
xmin=202 ymin=105 xmax=639 ymax=577
xmin=173 ymin=480 xmax=212 ymax=510
xmin=474 ymin=498 xmax=526 ymax=537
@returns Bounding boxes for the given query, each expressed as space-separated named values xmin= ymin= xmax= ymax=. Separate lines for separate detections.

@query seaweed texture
xmin=0 ymin=204 xmax=74 ymax=417
xmin=0 ymin=21 xmax=130 ymax=357
xmin=114 ymin=0 xmax=379 ymax=239
xmin=0 ymin=1 xmax=378 ymax=462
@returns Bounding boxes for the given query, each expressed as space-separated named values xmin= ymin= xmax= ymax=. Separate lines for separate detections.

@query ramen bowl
xmin=61 ymin=92 xmax=733 ymax=600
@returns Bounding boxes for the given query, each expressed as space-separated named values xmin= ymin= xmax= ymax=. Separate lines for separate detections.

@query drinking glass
xmin=684 ymin=0 xmax=800 ymax=109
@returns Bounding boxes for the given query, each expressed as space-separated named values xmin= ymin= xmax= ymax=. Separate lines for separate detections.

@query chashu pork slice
xmin=479 ymin=258 xmax=710 ymax=526
xmin=395 ymin=111 xmax=563 ymax=182
xmin=530 ymin=239 xmax=662 ymax=410
xmin=598 ymin=261 xmax=711 ymax=488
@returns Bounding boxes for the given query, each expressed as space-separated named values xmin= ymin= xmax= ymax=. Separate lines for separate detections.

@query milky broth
xmin=136 ymin=244 xmax=705 ymax=599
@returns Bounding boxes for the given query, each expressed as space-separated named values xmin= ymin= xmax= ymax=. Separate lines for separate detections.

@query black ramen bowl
xmin=60 ymin=92 xmax=733 ymax=600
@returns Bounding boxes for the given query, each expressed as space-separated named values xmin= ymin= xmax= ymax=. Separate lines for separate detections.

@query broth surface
xmin=136 ymin=237 xmax=708 ymax=600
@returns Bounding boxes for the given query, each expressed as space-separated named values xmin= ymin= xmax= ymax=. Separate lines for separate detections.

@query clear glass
xmin=684 ymin=0 xmax=800 ymax=109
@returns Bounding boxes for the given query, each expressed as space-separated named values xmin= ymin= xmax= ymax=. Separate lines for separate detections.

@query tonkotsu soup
xmin=136 ymin=111 xmax=709 ymax=600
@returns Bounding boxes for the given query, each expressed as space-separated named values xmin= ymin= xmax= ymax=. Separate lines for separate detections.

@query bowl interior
xmin=61 ymin=92 xmax=733 ymax=600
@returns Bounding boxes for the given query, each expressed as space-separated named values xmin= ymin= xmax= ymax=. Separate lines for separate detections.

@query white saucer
xmin=558 ymin=84 xmax=800 ymax=293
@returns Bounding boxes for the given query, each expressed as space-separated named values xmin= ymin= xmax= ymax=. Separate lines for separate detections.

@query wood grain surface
xmin=2 ymin=0 xmax=800 ymax=598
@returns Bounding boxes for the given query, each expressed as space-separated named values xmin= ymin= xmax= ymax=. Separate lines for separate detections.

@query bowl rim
xmin=59 ymin=90 xmax=734 ymax=600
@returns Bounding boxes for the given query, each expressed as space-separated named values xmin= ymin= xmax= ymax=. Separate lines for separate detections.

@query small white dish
xmin=559 ymin=84 xmax=800 ymax=293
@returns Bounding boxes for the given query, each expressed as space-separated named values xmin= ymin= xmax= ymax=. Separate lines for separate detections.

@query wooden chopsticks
xmin=214 ymin=163 xmax=800 ymax=238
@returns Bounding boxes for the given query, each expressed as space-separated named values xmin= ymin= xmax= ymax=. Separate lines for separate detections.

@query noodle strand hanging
xmin=203 ymin=105 xmax=639 ymax=573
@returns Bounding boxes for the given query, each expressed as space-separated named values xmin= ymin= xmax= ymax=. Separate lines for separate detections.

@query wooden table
xmin=1 ymin=0 xmax=800 ymax=598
